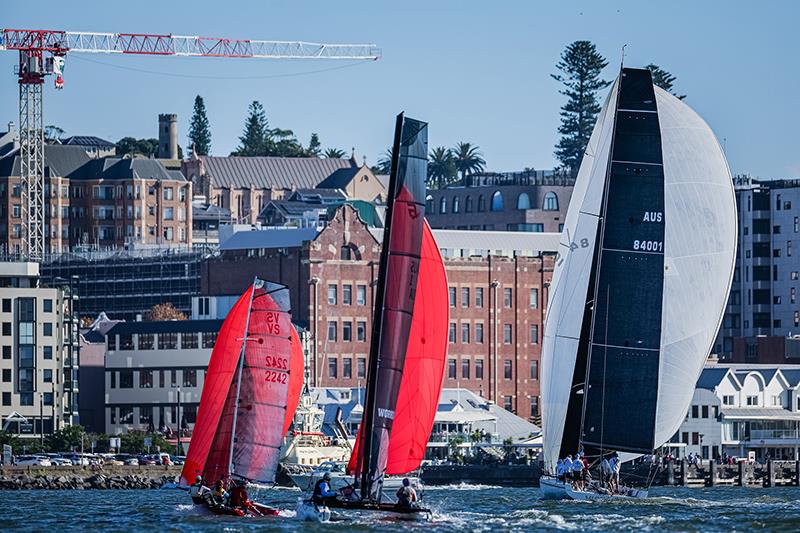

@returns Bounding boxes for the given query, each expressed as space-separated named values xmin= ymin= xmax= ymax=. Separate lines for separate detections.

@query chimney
xmin=7 ymin=122 xmax=15 ymax=134
xmin=157 ymin=113 xmax=178 ymax=159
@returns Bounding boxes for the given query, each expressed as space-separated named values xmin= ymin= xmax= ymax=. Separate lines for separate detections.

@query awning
xmin=721 ymin=408 xmax=800 ymax=421
xmin=434 ymin=411 xmax=497 ymax=424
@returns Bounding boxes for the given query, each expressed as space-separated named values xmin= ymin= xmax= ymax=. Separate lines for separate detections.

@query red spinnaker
xmin=181 ymin=289 xmax=251 ymax=486
xmin=347 ymin=222 xmax=448 ymax=475
xmin=285 ymin=327 xmax=304 ymax=436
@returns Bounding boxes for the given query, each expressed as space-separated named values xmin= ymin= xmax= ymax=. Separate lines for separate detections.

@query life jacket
xmin=312 ymin=479 xmax=328 ymax=502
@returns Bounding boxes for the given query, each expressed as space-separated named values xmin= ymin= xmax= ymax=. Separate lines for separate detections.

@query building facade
xmin=202 ymin=205 xmax=558 ymax=422
xmin=720 ymin=176 xmax=800 ymax=359
xmin=104 ymin=319 xmax=221 ymax=435
xmin=0 ymin=262 xmax=79 ymax=441
xmin=424 ymin=171 xmax=574 ymax=233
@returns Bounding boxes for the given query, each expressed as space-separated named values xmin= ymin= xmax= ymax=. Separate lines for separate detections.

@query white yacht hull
xmin=564 ymin=483 xmax=649 ymax=500
xmin=539 ymin=476 xmax=569 ymax=500
xmin=289 ymin=470 xmax=416 ymax=494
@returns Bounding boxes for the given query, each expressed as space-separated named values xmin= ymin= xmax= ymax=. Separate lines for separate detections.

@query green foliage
xmin=116 ymin=137 xmax=159 ymax=158
xmin=305 ymin=133 xmax=322 ymax=157
xmin=372 ymin=147 xmax=394 ymax=176
xmin=323 ymin=147 xmax=347 ymax=159
xmin=451 ymin=142 xmax=485 ymax=183
xmin=120 ymin=432 xmax=171 ymax=454
xmin=271 ymin=127 xmax=306 ymax=157
xmin=232 ymin=101 xmax=270 ymax=156
xmin=552 ymin=40 xmax=611 ymax=176
xmin=188 ymin=95 xmax=212 ymax=156
xmin=427 ymin=146 xmax=458 ymax=189
xmin=46 ymin=425 xmax=85 ymax=452
xmin=0 ymin=430 xmax=21 ymax=453
xmin=645 ymin=64 xmax=686 ymax=100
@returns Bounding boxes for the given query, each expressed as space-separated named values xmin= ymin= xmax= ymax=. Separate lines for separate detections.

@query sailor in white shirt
xmin=571 ymin=454 xmax=585 ymax=490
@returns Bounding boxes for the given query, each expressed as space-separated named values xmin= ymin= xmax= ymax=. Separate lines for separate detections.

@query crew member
xmin=229 ymin=479 xmax=261 ymax=516
xmin=396 ymin=478 xmax=418 ymax=510
xmin=189 ymin=475 xmax=209 ymax=505
xmin=312 ymin=472 xmax=337 ymax=506
xmin=571 ymin=453 xmax=585 ymax=490
xmin=211 ymin=479 xmax=229 ymax=504
xmin=555 ymin=459 xmax=566 ymax=481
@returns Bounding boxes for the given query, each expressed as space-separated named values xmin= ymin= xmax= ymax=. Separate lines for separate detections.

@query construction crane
xmin=0 ymin=28 xmax=380 ymax=260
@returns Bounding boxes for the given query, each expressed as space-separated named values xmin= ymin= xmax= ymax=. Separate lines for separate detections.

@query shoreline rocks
xmin=0 ymin=465 xmax=182 ymax=490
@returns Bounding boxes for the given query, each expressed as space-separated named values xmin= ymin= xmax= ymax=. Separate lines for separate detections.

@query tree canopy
xmin=427 ymin=146 xmax=458 ymax=189
xmin=452 ymin=142 xmax=486 ymax=184
xmin=323 ymin=147 xmax=347 ymax=159
xmin=646 ymin=64 xmax=686 ymax=99
xmin=231 ymin=101 xmax=327 ymax=157
xmin=144 ymin=302 xmax=187 ymax=321
xmin=552 ymin=40 xmax=610 ymax=176
xmin=188 ymin=95 xmax=212 ymax=156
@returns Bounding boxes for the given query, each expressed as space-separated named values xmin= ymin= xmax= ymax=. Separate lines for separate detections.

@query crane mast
xmin=1 ymin=28 xmax=380 ymax=259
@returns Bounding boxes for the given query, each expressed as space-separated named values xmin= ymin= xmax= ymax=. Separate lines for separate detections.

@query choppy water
xmin=1 ymin=485 xmax=799 ymax=532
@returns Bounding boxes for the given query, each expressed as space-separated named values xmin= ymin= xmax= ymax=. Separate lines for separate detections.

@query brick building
xmin=424 ymin=170 xmax=574 ymax=233
xmin=202 ymin=205 xmax=558 ymax=421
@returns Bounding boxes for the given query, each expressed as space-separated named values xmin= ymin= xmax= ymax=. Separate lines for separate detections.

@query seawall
xmin=0 ymin=465 xmax=182 ymax=490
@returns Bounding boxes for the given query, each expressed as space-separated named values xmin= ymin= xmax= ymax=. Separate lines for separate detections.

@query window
xmin=530 ymin=324 xmax=539 ymax=345
xmin=139 ymin=333 xmax=154 ymax=350
xmin=1 ymin=369 xmax=9 ymax=382
xmin=475 ymin=359 xmax=484 ymax=379
xmin=774 ymin=225 xmax=781 ymax=234
xmin=691 ymin=405 xmax=699 ymax=418
xmin=504 ymin=288 xmax=512 ymax=308
xmin=327 ymin=321 xmax=337 ymax=341
xmin=503 ymin=396 xmax=513 ymax=412
xmin=490 ymin=191 xmax=504 ymax=211
xmin=343 ymin=358 xmax=352 ymax=379
xmin=120 ymin=370 xmax=134 ymax=389
xmin=357 ymin=357 xmax=366 ymax=378
xmin=182 ymin=333 xmax=198 ymax=349
xmin=461 ymin=323 xmax=470 ymax=343
xmin=158 ymin=332 xmax=177 ymax=350
xmin=1 ymin=346 xmax=9 ymax=359
xmin=448 ymin=359 xmax=456 ymax=379
xmin=439 ymin=197 xmax=447 ymax=214
xmin=108 ymin=335 xmax=117 ymax=351
xmin=426 ymin=195 xmax=434 ymax=212
xmin=465 ymin=196 xmax=473 ymax=212
xmin=357 ymin=285 xmax=367 ymax=306
xmin=183 ymin=369 xmax=197 ymax=387
xmin=343 ymin=321 xmax=352 ymax=342
xmin=475 ymin=323 xmax=484 ymax=343
xmin=202 ymin=331 xmax=217 ymax=348
xmin=1 ymin=299 xmax=9 ymax=313
xmin=772 ymin=395 xmax=782 ymax=406
xmin=517 ymin=193 xmax=531 ymax=210
xmin=110 ymin=371 xmax=116 ymax=388
xmin=139 ymin=370 xmax=153 ymax=388
xmin=543 ymin=192 xmax=559 ymax=211
xmin=164 ymin=187 xmax=174 ymax=200
xmin=789 ymin=241 xmax=793 ymax=257
xmin=164 ymin=207 xmax=174 ymax=220
xmin=461 ymin=359 xmax=470 ymax=379
xmin=340 ymin=245 xmax=352 ymax=260
xmin=328 ymin=284 xmax=337 ymax=305
xmin=461 ymin=288 xmax=470 ymax=308
xmin=449 ymin=287 xmax=456 ymax=307
xmin=476 ymin=287 xmax=484 ymax=308
xmin=43 ymin=323 xmax=52 ymax=336
xmin=171 ymin=370 xmax=178 ymax=388
xmin=795 ymin=216 xmax=799 ymax=233
xmin=449 ymin=323 xmax=456 ymax=343
xmin=119 ymin=407 xmax=134 ymax=425
xmin=746 ymin=395 xmax=758 ymax=406
xmin=2 ymin=323 xmax=10 ymax=336
xmin=1 ymin=392 xmax=9 ymax=406
xmin=531 ymin=396 xmax=539 ymax=417
xmin=43 ymin=299 xmax=53 ymax=313
xmin=503 ymin=324 xmax=512 ymax=344
xmin=357 ymin=321 xmax=366 ymax=342
xmin=159 ymin=371 xmax=165 ymax=388
xmin=343 ymin=285 xmax=352 ymax=305
xmin=691 ymin=432 xmax=699 ymax=446
xmin=139 ymin=406 xmax=153 ymax=426
xmin=530 ymin=288 xmax=538 ymax=309
xmin=504 ymin=360 xmax=512 ymax=379
xmin=530 ymin=360 xmax=539 ymax=380
xmin=701 ymin=405 xmax=709 ymax=418
xmin=453 ymin=196 xmax=460 ymax=213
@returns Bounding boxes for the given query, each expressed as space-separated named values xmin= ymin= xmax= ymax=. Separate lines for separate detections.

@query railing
xmin=749 ymin=429 xmax=800 ymax=440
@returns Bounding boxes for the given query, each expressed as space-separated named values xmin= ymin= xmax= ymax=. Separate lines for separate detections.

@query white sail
xmin=652 ymin=86 xmax=737 ymax=448
xmin=541 ymin=79 xmax=619 ymax=471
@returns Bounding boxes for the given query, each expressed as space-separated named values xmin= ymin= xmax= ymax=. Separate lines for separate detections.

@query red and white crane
xmin=0 ymin=28 xmax=380 ymax=259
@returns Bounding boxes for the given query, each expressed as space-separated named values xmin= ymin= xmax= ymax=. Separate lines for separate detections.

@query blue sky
xmin=2 ymin=0 xmax=798 ymax=176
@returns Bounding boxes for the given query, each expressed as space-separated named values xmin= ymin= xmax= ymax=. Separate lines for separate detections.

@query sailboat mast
xmin=227 ymin=278 xmax=259 ymax=479
xmin=358 ymin=113 xmax=404 ymax=499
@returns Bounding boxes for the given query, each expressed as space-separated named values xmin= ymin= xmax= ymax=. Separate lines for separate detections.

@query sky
xmin=2 ymin=0 xmax=798 ymax=177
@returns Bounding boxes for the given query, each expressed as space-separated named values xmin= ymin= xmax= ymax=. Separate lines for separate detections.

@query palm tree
xmin=452 ymin=142 xmax=486 ymax=184
xmin=373 ymin=147 xmax=394 ymax=175
xmin=323 ymin=147 xmax=347 ymax=159
xmin=427 ymin=146 xmax=457 ymax=189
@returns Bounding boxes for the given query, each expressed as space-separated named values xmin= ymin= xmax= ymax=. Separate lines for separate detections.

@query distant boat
xmin=298 ymin=113 xmax=449 ymax=521
xmin=181 ymin=279 xmax=304 ymax=515
xmin=540 ymin=67 xmax=737 ymax=499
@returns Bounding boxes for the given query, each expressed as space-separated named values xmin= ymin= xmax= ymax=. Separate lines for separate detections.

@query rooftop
xmin=62 ymin=135 xmax=115 ymax=149
xmin=107 ymin=319 xmax=223 ymax=336
xmin=219 ymin=227 xmax=318 ymax=251
xmin=199 ymin=155 xmax=357 ymax=190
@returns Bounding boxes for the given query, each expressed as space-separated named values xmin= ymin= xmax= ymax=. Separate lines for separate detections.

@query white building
xmin=675 ymin=364 xmax=800 ymax=460
xmin=0 ymin=262 xmax=79 ymax=441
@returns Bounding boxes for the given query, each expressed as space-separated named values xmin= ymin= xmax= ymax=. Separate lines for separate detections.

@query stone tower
xmin=157 ymin=114 xmax=178 ymax=159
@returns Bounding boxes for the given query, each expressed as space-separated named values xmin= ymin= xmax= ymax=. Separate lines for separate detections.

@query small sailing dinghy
xmin=180 ymin=279 xmax=304 ymax=516
xmin=297 ymin=114 xmax=449 ymax=522
xmin=540 ymin=67 xmax=736 ymax=500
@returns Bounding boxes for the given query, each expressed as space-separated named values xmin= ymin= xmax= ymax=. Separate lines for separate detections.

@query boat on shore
xmin=539 ymin=66 xmax=737 ymax=501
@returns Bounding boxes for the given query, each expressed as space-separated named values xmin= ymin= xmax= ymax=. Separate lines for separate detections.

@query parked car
xmin=115 ymin=454 xmax=139 ymax=466
xmin=15 ymin=455 xmax=52 ymax=466
xmin=64 ymin=453 xmax=90 ymax=466
xmin=50 ymin=457 xmax=72 ymax=466
xmin=170 ymin=455 xmax=186 ymax=465
xmin=156 ymin=453 xmax=173 ymax=466
xmin=137 ymin=455 xmax=157 ymax=465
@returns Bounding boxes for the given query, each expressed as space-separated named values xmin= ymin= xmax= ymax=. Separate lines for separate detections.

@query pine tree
xmin=305 ymin=133 xmax=322 ymax=157
xmin=552 ymin=41 xmax=610 ymax=176
xmin=188 ymin=95 xmax=212 ymax=155
xmin=645 ymin=64 xmax=686 ymax=100
xmin=232 ymin=101 xmax=269 ymax=156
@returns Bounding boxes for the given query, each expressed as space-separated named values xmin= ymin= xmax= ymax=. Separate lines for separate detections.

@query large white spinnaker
xmin=540 ymin=79 xmax=619 ymax=472
xmin=651 ymin=86 xmax=737 ymax=448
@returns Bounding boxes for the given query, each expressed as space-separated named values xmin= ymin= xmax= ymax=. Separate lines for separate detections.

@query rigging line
xmin=69 ymin=54 xmax=370 ymax=80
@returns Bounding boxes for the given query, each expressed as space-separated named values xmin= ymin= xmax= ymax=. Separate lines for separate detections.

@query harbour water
xmin=2 ymin=485 xmax=800 ymax=532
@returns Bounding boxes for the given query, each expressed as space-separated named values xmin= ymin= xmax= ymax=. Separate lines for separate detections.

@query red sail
xmin=347 ymin=222 xmax=448 ymax=475
xmin=181 ymin=289 xmax=251 ymax=485
xmin=284 ymin=327 xmax=304 ymax=435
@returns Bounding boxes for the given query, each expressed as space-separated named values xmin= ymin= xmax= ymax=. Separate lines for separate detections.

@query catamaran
xmin=297 ymin=113 xmax=449 ymax=521
xmin=540 ymin=67 xmax=737 ymax=500
xmin=180 ymin=279 xmax=304 ymax=516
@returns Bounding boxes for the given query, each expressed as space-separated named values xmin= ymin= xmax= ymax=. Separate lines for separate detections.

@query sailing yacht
xmin=181 ymin=279 xmax=304 ymax=515
xmin=297 ymin=113 xmax=449 ymax=521
xmin=540 ymin=67 xmax=737 ymax=499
